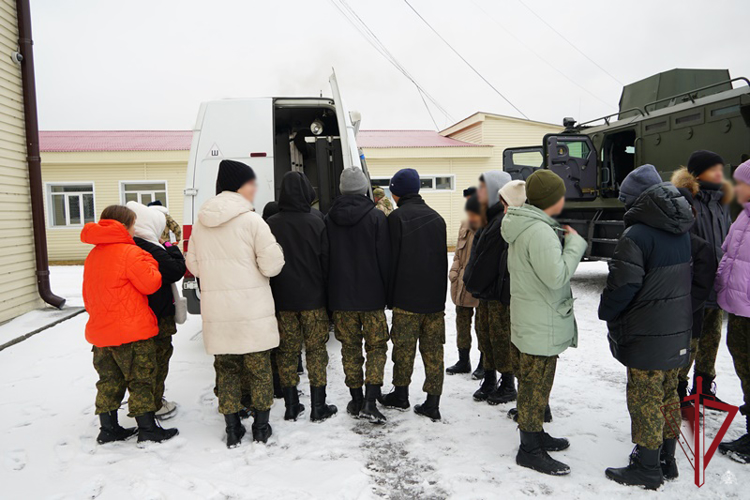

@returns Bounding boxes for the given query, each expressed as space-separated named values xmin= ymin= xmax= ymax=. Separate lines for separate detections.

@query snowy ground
xmin=0 ymin=261 xmax=746 ymax=499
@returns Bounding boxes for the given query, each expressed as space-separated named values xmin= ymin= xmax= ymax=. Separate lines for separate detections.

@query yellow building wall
xmin=480 ymin=115 xmax=561 ymax=168
xmin=0 ymin=0 xmax=43 ymax=322
xmin=41 ymin=150 xmax=189 ymax=261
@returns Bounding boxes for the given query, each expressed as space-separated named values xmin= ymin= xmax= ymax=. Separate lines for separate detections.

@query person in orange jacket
xmin=81 ymin=205 xmax=179 ymax=445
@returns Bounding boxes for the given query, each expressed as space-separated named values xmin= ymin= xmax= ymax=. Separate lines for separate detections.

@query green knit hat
xmin=526 ymin=170 xmax=566 ymax=210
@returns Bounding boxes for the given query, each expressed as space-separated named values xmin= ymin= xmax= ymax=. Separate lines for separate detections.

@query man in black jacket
xmin=599 ymin=165 xmax=693 ymax=489
xmin=267 ymin=172 xmax=337 ymax=423
xmin=379 ymin=168 xmax=448 ymax=421
xmin=463 ymin=170 xmax=515 ymax=405
xmin=326 ymin=167 xmax=390 ymax=424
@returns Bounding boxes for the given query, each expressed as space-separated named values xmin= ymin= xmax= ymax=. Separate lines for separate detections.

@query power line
xmin=516 ymin=0 xmax=623 ymax=85
xmin=402 ymin=0 xmax=529 ymax=119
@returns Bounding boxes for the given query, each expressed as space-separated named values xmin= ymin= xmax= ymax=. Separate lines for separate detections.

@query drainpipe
xmin=16 ymin=0 xmax=65 ymax=309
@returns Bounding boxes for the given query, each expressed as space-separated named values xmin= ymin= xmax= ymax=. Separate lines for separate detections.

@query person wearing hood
xmin=599 ymin=165 xmax=693 ymax=489
xmin=379 ymin=168 xmax=448 ymax=421
xmin=147 ymin=200 xmax=182 ymax=243
xmin=326 ymin=167 xmax=390 ymax=424
xmin=267 ymin=171 xmax=337 ymax=423
xmin=671 ymin=150 xmax=733 ymax=405
xmin=81 ymin=205 xmax=179 ymax=445
xmin=126 ymin=201 xmax=187 ymax=421
xmin=186 ymin=159 xmax=285 ymax=447
xmin=463 ymin=171 xmax=516 ymax=405
xmin=501 ymin=169 xmax=587 ymax=476
xmin=373 ymin=186 xmax=394 ymax=216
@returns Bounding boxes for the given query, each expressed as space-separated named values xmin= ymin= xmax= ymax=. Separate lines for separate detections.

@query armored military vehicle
xmin=503 ymin=69 xmax=750 ymax=259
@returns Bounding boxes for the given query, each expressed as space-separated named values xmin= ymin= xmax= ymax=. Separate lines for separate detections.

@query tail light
xmin=183 ymin=224 xmax=193 ymax=278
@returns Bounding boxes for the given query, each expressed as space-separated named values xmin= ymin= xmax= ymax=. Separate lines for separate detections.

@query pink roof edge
xmin=39 ymin=129 xmax=486 ymax=152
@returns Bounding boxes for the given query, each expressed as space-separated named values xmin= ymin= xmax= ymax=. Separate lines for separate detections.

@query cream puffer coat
xmin=186 ymin=191 xmax=285 ymax=355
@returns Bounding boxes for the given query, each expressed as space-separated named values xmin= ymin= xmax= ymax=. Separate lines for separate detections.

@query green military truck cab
xmin=504 ymin=69 xmax=750 ymax=259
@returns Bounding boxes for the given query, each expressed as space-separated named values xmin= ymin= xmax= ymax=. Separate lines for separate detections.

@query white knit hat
xmin=499 ymin=180 xmax=527 ymax=208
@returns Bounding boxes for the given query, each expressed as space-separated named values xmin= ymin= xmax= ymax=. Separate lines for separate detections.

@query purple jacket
xmin=716 ymin=203 xmax=750 ymax=317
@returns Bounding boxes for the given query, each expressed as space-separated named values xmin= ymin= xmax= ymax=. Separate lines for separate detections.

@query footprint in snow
xmin=4 ymin=448 xmax=27 ymax=471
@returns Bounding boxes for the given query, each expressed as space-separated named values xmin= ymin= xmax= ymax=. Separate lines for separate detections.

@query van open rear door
xmin=330 ymin=71 xmax=362 ymax=170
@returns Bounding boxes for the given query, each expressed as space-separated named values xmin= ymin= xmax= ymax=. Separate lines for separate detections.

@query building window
xmin=47 ymin=183 xmax=95 ymax=227
xmin=370 ymin=175 xmax=454 ymax=193
xmin=121 ymin=181 xmax=168 ymax=206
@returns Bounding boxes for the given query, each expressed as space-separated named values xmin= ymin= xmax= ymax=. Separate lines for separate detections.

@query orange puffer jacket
xmin=81 ymin=219 xmax=162 ymax=347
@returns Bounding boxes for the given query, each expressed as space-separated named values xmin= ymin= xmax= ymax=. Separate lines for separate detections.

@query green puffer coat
xmin=501 ymin=204 xmax=587 ymax=356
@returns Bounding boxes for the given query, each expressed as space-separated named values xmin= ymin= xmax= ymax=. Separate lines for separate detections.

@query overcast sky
xmin=31 ymin=0 xmax=750 ymax=132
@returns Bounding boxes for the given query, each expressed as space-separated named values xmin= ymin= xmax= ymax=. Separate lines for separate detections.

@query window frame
xmin=119 ymin=180 xmax=169 ymax=207
xmin=369 ymin=174 xmax=455 ymax=193
xmin=45 ymin=181 xmax=96 ymax=229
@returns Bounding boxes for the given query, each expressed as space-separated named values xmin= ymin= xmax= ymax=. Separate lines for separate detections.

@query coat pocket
xmin=554 ymin=297 xmax=575 ymax=319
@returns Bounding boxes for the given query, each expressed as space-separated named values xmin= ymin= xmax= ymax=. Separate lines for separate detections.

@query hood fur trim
xmin=670 ymin=166 xmax=734 ymax=205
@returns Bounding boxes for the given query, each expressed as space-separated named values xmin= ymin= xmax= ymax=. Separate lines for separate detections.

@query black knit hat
xmin=216 ymin=159 xmax=256 ymax=194
xmin=465 ymin=193 xmax=481 ymax=215
xmin=463 ymin=186 xmax=477 ymax=198
xmin=687 ymin=150 xmax=724 ymax=177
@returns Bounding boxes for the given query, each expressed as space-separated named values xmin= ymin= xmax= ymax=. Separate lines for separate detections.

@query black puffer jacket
xmin=598 ymin=183 xmax=693 ymax=370
xmin=133 ymin=238 xmax=186 ymax=319
xmin=463 ymin=202 xmax=510 ymax=304
xmin=325 ymin=194 xmax=390 ymax=311
xmin=387 ymin=194 xmax=447 ymax=314
xmin=267 ymin=172 xmax=328 ymax=311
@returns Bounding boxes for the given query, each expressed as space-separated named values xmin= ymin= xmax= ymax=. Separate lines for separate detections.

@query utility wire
xmin=516 ymin=0 xmax=623 ymax=85
xmin=402 ymin=0 xmax=529 ymax=119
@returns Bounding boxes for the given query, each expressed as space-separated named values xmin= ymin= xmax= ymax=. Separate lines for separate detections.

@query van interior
xmin=600 ymin=129 xmax=636 ymax=198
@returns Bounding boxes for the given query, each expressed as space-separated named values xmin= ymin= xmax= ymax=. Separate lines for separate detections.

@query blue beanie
xmin=619 ymin=164 xmax=662 ymax=207
xmin=390 ymin=168 xmax=420 ymax=197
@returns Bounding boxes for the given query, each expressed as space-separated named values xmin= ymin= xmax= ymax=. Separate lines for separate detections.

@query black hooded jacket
xmin=133 ymin=238 xmax=186 ymax=319
xmin=599 ymin=183 xmax=693 ymax=370
xmin=387 ymin=193 xmax=447 ymax=314
xmin=463 ymin=202 xmax=510 ymax=304
xmin=267 ymin=172 xmax=328 ymax=311
xmin=325 ymin=194 xmax=390 ymax=311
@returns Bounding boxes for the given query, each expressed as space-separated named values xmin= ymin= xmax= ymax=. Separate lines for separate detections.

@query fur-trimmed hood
xmin=671 ymin=167 xmax=734 ymax=205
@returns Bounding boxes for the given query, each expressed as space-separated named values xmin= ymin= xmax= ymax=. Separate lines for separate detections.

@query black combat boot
xmin=473 ymin=370 xmax=497 ymax=402
xmin=283 ymin=386 xmax=305 ymax=421
xmin=96 ymin=411 xmax=138 ymax=444
xmin=471 ymin=354 xmax=485 ymax=380
xmin=445 ymin=349 xmax=471 ymax=375
xmin=488 ymin=372 xmax=517 ymax=405
xmin=516 ymin=430 xmax=570 ymax=475
xmin=135 ymin=412 xmax=179 ymax=444
xmin=720 ymin=415 xmax=750 ymax=455
xmin=239 ymin=393 xmax=254 ymax=419
xmin=692 ymin=371 xmax=729 ymax=410
xmin=347 ymin=387 xmax=364 ymax=417
xmin=297 ymin=355 xmax=305 ymax=375
xmin=252 ymin=410 xmax=272 ymax=443
xmin=660 ymin=438 xmax=678 ymax=479
xmin=310 ymin=386 xmax=337 ymax=422
xmin=224 ymin=413 xmax=246 ymax=449
xmin=272 ymin=371 xmax=283 ymax=399
xmin=540 ymin=431 xmax=569 ymax=452
xmin=378 ymin=386 xmax=410 ymax=410
xmin=360 ymin=385 xmax=387 ymax=424
xmin=605 ymin=445 xmax=664 ymax=490
xmin=508 ymin=405 xmax=553 ymax=423
xmin=414 ymin=394 xmax=441 ymax=421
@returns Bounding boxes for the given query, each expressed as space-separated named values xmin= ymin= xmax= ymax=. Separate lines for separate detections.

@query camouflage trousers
xmin=695 ymin=308 xmax=724 ymax=377
xmin=93 ymin=338 xmax=157 ymax=417
xmin=727 ymin=314 xmax=750 ymax=416
xmin=678 ymin=338 xmax=700 ymax=384
xmin=277 ymin=308 xmax=329 ymax=388
xmin=390 ymin=308 xmax=445 ymax=396
xmin=455 ymin=306 xmax=474 ymax=351
xmin=513 ymin=344 xmax=557 ymax=432
xmin=214 ymin=350 xmax=273 ymax=414
xmin=153 ymin=316 xmax=176 ymax=410
xmin=627 ymin=367 xmax=680 ymax=449
xmin=333 ymin=310 xmax=389 ymax=388
xmin=476 ymin=300 xmax=513 ymax=373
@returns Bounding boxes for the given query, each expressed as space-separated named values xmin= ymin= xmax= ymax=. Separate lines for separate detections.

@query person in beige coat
xmin=186 ymin=160 xmax=285 ymax=448
xmin=446 ymin=195 xmax=481 ymax=375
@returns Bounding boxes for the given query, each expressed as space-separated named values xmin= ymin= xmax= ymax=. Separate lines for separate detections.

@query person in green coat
xmin=501 ymin=170 xmax=587 ymax=476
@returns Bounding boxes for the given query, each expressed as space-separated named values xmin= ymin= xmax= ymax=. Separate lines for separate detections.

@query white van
xmin=182 ymin=73 xmax=369 ymax=313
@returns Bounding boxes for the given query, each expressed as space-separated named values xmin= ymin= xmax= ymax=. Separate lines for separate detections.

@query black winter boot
xmin=660 ymin=438 xmax=678 ymax=479
xmin=347 ymin=387 xmax=364 ymax=417
xmin=283 ymin=386 xmax=305 ymax=421
xmin=360 ymin=385 xmax=387 ymax=424
xmin=135 ymin=412 xmax=179 ymax=444
xmin=96 ymin=411 xmax=137 ymax=444
xmin=310 ymin=386 xmax=337 ymax=422
xmin=605 ymin=445 xmax=664 ymax=490
xmin=540 ymin=431 xmax=569 ymax=452
xmin=693 ymin=371 xmax=729 ymax=410
xmin=446 ymin=349 xmax=471 ymax=375
xmin=473 ymin=370 xmax=497 ymax=402
xmin=224 ymin=413 xmax=246 ymax=448
xmin=508 ymin=405 xmax=553 ymax=423
xmin=297 ymin=355 xmax=304 ymax=375
xmin=414 ymin=394 xmax=441 ymax=421
xmin=719 ymin=416 xmax=750 ymax=457
xmin=471 ymin=354 xmax=485 ymax=380
xmin=516 ymin=430 xmax=570 ymax=475
xmin=272 ymin=371 xmax=283 ymax=399
xmin=488 ymin=372 xmax=517 ymax=405
xmin=252 ymin=410 xmax=272 ymax=443
xmin=378 ymin=386 xmax=410 ymax=410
